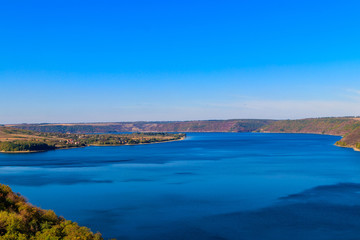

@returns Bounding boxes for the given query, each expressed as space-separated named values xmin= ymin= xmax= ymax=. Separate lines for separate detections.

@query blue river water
xmin=1 ymin=133 xmax=360 ymax=239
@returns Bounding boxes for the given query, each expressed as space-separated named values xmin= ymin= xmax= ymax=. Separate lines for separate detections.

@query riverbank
xmin=334 ymin=142 xmax=360 ymax=152
xmin=259 ymin=131 xmax=360 ymax=152
xmin=0 ymin=136 xmax=186 ymax=154
xmin=0 ymin=126 xmax=186 ymax=154
xmin=89 ymin=136 xmax=186 ymax=146
xmin=258 ymin=118 xmax=360 ymax=152
xmin=0 ymin=150 xmax=47 ymax=153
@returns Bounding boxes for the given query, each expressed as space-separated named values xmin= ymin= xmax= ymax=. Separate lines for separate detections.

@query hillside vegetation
xmin=0 ymin=184 xmax=102 ymax=239
xmin=259 ymin=117 xmax=360 ymax=151
xmin=0 ymin=126 xmax=185 ymax=153
xmin=259 ymin=118 xmax=360 ymax=135
xmin=334 ymin=125 xmax=360 ymax=150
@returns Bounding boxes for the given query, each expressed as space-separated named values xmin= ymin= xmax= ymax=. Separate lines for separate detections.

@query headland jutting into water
xmin=0 ymin=126 xmax=185 ymax=153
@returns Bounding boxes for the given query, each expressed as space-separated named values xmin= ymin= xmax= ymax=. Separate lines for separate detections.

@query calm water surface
xmin=1 ymin=133 xmax=360 ymax=239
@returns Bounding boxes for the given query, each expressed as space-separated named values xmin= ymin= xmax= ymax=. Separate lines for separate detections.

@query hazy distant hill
xmin=10 ymin=119 xmax=274 ymax=133
xmin=259 ymin=117 xmax=360 ymax=135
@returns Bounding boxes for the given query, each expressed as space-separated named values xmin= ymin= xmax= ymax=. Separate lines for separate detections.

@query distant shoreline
xmin=0 ymin=136 xmax=186 ymax=154
xmin=7 ymin=118 xmax=360 ymax=151
xmin=0 ymin=150 xmax=47 ymax=154
xmin=4 ymin=117 xmax=360 ymax=153
xmin=333 ymin=143 xmax=360 ymax=152
xmin=258 ymin=131 xmax=359 ymax=152
xmin=90 ymin=136 xmax=186 ymax=146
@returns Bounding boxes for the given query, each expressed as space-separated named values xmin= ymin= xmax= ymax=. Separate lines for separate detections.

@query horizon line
xmin=3 ymin=116 xmax=360 ymax=125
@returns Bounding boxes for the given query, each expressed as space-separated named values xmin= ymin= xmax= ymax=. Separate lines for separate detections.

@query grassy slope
xmin=0 ymin=127 xmax=75 ymax=140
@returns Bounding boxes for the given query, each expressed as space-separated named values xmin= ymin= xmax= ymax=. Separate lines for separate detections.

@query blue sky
xmin=1 ymin=0 xmax=360 ymax=123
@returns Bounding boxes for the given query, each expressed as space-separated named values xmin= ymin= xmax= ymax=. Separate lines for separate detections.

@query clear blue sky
xmin=1 ymin=0 xmax=360 ymax=123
